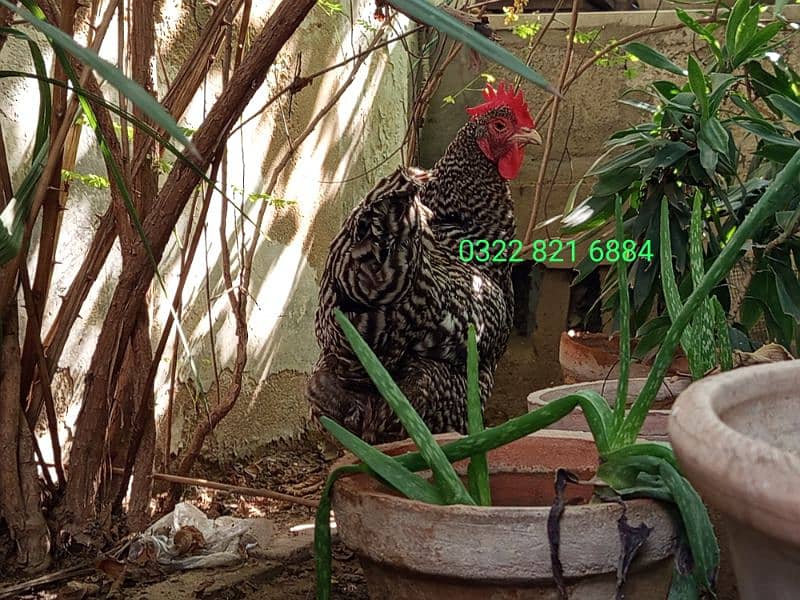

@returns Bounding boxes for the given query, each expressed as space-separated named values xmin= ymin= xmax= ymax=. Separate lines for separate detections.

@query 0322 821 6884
xmin=457 ymin=238 xmax=653 ymax=264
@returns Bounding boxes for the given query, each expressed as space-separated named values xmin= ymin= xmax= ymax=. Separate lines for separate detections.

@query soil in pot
xmin=332 ymin=432 xmax=679 ymax=600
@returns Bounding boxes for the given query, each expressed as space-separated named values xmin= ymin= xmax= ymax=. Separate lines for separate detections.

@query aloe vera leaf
xmin=613 ymin=195 xmax=631 ymax=433
xmin=466 ymin=324 xmax=491 ymax=506
xmin=320 ymin=417 xmax=445 ymax=504
xmin=391 ymin=390 xmax=611 ymax=472
xmin=616 ymin=149 xmax=800 ymax=446
xmin=334 ymin=310 xmax=474 ymax=505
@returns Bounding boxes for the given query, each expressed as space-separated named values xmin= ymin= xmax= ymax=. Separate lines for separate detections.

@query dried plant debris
xmin=547 ymin=468 xmax=580 ymax=600
xmin=615 ymin=504 xmax=653 ymax=599
xmin=705 ymin=342 xmax=794 ymax=375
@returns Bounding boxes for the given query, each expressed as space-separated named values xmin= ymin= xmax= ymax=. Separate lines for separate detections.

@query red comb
xmin=466 ymin=82 xmax=534 ymax=129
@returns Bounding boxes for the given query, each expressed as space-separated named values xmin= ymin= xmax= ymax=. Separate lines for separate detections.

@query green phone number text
xmin=458 ymin=239 xmax=653 ymax=263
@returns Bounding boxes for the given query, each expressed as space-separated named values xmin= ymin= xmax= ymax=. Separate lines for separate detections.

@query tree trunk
xmin=0 ymin=299 xmax=51 ymax=573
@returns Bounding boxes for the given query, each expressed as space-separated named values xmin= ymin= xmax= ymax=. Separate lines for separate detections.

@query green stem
xmin=612 ymin=195 xmax=630 ymax=433
xmin=466 ymin=324 xmax=491 ymax=505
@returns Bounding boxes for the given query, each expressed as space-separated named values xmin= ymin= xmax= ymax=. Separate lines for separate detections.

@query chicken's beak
xmin=511 ymin=127 xmax=542 ymax=145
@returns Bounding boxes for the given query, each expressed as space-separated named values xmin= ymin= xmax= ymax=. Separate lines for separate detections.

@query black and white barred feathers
xmin=308 ymin=102 xmax=533 ymax=444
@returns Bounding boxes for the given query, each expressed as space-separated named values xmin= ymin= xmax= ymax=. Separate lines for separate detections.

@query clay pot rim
xmin=526 ymin=376 xmax=690 ymax=414
xmin=669 ymin=360 xmax=800 ymax=545
xmin=333 ymin=431 xmax=656 ymax=515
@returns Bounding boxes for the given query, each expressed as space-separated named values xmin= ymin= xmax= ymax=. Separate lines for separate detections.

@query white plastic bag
xmin=128 ymin=502 xmax=260 ymax=570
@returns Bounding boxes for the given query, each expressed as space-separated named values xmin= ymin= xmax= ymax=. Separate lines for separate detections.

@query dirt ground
xmin=1 ymin=437 xmax=368 ymax=600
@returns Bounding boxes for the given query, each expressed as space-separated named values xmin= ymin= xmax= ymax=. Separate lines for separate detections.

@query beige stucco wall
xmin=0 ymin=1 xmax=414 ymax=462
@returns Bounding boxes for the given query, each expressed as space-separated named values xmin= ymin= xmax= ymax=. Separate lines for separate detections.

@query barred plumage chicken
xmin=308 ymin=83 xmax=541 ymax=443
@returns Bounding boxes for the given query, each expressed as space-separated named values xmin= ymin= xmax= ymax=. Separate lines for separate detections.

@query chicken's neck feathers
xmin=421 ymin=122 xmax=516 ymax=242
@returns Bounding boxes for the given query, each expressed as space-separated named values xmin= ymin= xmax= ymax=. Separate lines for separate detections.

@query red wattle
xmin=498 ymin=145 xmax=524 ymax=180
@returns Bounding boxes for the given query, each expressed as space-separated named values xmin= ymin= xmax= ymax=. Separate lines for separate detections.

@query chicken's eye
xmin=493 ymin=121 xmax=507 ymax=132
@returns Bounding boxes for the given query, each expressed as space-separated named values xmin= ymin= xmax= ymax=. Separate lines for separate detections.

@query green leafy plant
xmin=562 ymin=0 xmax=800 ymax=355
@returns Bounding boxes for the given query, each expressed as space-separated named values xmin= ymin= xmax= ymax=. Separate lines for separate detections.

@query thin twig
xmin=523 ymin=0 xmax=579 ymax=245
xmin=113 ymin=469 xmax=319 ymax=508
xmin=533 ymin=17 xmax=717 ymax=126
xmin=230 ymin=25 xmax=423 ymax=136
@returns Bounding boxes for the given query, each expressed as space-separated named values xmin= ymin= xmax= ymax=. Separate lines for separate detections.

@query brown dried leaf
xmin=94 ymin=556 xmax=126 ymax=581
xmin=173 ymin=525 xmax=206 ymax=556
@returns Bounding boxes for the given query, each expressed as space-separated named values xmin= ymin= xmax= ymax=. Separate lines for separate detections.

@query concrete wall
xmin=0 ymin=0 xmax=413 ymax=461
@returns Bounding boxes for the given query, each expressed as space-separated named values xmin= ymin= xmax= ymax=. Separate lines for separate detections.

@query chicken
xmin=308 ymin=82 xmax=541 ymax=443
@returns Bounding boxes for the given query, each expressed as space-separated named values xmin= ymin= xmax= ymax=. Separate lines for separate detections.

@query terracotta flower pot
xmin=559 ymin=331 xmax=689 ymax=384
xmin=527 ymin=377 xmax=690 ymax=441
xmin=332 ymin=431 xmax=679 ymax=599
xmin=669 ymin=360 xmax=800 ymax=600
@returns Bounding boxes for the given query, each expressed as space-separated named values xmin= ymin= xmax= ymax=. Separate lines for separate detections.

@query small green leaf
xmin=687 ymin=57 xmax=708 ymax=117
xmin=561 ymin=195 xmax=615 ymax=234
xmin=700 ymin=117 xmax=729 ymax=154
xmin=624 ymin=42 xmax=687 ymax=76
xmin=735 ymin=119 xmax=800 ymax=148
xmin=733 ymin=4 xmax=761 ymax=60
xmin=708 ymin=74 xmax=738 ymax=113
xmin=676 ymin=8 xmax=721 ymax=61
xmin=725 ymin=0 xmax=751 ymax=58
xmin=767 ymin=94 xmax=800 ymax=125
xmin=645 ymin=141 xmax=691 ymax=173
xmin=587 ymin=143 xmax=658 ymax=177
xmin=651 ymin=80 xmax=681 ymax=101
xmin=733 ymin=22 xmax=784 ymax=68
xmin=698 ymin=137 xmax=719 ymax=176
xmin=591 ymin=167 xmax=641 ymax=197
xmin=770 ymin=264 xmax=800 ymax=321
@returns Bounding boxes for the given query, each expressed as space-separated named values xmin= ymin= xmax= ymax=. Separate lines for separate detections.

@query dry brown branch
xmin=523 ymin=0 xmax=578 ymax=246
xmin=116 ymin=470 xmax=320 ymax=508
xmin=0 ymin=121 xmax=13 ymax=209
xmin=512 ymin=0 xmax=566 ymax=92
xmin=18 ymin=267 xmax=65 ymax=488
xmin=111 ymin=0 xmax=159 ymax=531
xmin=231 ymin=24 xmax=423 ymax=136
xmin=60 ymin=0 xmax=318 ymax=532
xmin=0 ymin=301 xmax=51 ymax=574
xmin=27 ymin=0 xmax=239 ymax=429
xmin=0 ymin=565 xmax=93 ymax=599
xmin=411 ymin=42 xmax=462 ymax=163
xmin=20 ymin=0 xmax=77 ymax=432
xmin=171 ymin=19 xmax=395 ymax=495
